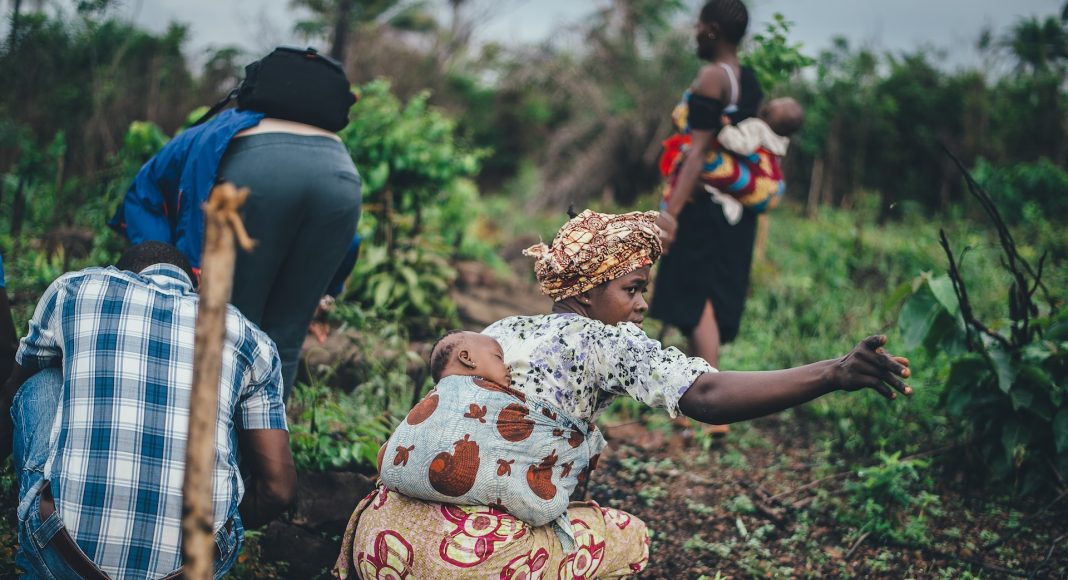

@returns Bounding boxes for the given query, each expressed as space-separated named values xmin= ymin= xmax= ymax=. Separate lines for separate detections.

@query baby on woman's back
xmin=429 ymin=330 xmax=512 ymax=389
xmin=376 ymin=330 xmax=606 ymax=548
xmin=718 ymin=96 xmax=804 ymax=158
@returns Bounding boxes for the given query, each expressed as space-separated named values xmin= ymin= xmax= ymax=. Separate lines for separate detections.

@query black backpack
xmin=194 ymin=46 xmax=356 ymax=132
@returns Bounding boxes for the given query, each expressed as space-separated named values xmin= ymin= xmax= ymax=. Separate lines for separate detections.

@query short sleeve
xmin=236 ymin=329 xmax=288 ymax=431
xmin=588 ymin=321 xmax=715 ymax=418
xmin=16 ymin=275 xmax=68 ymax=370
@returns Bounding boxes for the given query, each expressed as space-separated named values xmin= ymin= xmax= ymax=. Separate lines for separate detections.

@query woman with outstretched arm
xmin=334 ymin=209 xmax=911 ymax=579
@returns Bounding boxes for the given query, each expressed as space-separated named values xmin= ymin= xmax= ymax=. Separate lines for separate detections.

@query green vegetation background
xmin=0 ymin=0 xmax=1066 ymax=575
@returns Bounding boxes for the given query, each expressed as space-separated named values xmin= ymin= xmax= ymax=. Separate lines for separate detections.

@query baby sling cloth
xmin=378 ymin=375 xmax=607 ymax=551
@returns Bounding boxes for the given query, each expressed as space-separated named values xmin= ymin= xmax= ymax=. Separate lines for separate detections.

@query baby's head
xmin=759 ymin=97 xmax=804 ymax=137
xmin=429 ymin=330 xmax=511 ymax=387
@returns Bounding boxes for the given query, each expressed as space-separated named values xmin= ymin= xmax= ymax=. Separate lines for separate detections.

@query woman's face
xmin=585 ymin=266 xmax=651 ymax=327
xmin=695 ymin=18 xmax=719 ymax=61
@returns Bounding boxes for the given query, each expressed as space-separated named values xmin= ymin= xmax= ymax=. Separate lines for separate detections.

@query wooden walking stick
xmin=181 ymin=183 xmax=255 ymax=578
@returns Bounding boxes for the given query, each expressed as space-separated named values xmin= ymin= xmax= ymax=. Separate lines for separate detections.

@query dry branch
xmin=938 ymin=229 xmax=1011 ymax=351
xmin=942 ymin=145 xmax=1056 ymax=336
xmin=1030 ymin=532 xmax=1068 ymax=579
xmin=844 ymin=531 xmax=870 ymax=561
xmin=766 ymin=471 xmax=852 ymax=503
xmin=181 ymin=183 xmax=255 ymax=578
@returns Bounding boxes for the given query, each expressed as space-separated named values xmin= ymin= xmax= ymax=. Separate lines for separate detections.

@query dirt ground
xmin=589 ymin=414 xmax=1067 ymax=578
xmin=268 ymin=404 xmax=1068 ymax=579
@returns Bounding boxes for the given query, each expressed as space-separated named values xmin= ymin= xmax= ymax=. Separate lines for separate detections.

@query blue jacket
xmin=109 ymin=109 xmax=265 ymax=268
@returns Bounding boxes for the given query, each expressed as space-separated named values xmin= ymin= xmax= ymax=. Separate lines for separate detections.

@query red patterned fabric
xmin=334 ymin=490 xmax=649 ymax=579
xmin=661 ymin=143 xmax=786 ymax=213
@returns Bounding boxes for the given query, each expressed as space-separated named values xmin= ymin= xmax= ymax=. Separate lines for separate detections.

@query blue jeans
xmin=11 ymin=369 xmax=241 ymax=579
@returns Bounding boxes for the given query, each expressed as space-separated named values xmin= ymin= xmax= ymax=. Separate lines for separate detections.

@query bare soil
xmin=590 ymin=413 xmax=1067 ymax=578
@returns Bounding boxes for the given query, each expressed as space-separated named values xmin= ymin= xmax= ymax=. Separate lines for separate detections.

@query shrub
xmin=343 ymin=241 xmax=458 ymax=339
xmin=340 ymin=79 xmax=485 ymax=248
xmin=742 ymin=14 xmax=816 ymax=91
xmin=896 ymin=156 xmax=1065 ymax=495
xmin=338 ymin=80 xmax=488 ymax=335
xmin=839 ymin=451 xmax=940 ymax=544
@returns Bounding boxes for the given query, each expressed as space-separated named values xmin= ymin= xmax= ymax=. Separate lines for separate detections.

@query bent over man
xmin=0 ymin=241 xmax=295 ymax=579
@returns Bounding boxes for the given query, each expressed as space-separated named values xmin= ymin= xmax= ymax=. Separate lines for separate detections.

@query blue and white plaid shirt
xmin=16 ymin=264 xmax=287 ymax=579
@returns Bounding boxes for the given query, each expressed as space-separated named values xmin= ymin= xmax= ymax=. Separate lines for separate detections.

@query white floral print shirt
xmin=482 ymin=313 xmax=716 ymax=421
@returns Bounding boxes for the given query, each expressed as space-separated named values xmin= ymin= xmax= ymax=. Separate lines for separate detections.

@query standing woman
xmin=651 ymin=0 xmax=761 ymax=380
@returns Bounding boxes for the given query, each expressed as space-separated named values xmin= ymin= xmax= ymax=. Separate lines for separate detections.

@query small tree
xmin=338 ymin=80 xmax=485 ymax=337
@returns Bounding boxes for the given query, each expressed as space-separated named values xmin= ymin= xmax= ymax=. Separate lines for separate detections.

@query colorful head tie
xmin=524 ymin=209 xmax=662 ymax=302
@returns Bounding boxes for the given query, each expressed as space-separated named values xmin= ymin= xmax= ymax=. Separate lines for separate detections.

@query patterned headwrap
xmin=524 ymin=209 xmax=662 ymax=302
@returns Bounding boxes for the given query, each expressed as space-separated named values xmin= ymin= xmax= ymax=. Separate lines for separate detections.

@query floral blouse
xmin=482 ymin=313 xmax=716 ymax=421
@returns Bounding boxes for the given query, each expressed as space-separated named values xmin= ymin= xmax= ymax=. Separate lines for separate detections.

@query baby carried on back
xmin=660 ymin=61 xmax=804 ymax=219
xmin=376 ymin=331 xmax=605 ymax=550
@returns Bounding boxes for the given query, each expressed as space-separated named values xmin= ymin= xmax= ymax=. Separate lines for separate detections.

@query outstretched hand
xmin=831 ymin=335 xmax=912 ymax=400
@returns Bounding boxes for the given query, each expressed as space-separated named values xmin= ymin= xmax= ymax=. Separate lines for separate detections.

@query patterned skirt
xmin=334 ymin=487 xmax=649 ymax=579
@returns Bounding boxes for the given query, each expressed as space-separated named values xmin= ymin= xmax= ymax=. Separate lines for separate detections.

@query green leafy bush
xmin=288 ymin=380 xmax=396 ymax=472
xmin=344 ymin=241 xmax=458 ymax=339
xmin=839 ymin=451 xmax=940 ymax=544
xmin=972 ymin=158 xmax=1068 ymax=226
xmin=900 ymin=278 xmax=1067 ymax=494
xmin=896 ymin=161 xmax=1066 ymax=495
xmin=340 ymin=79 xmax=485 ymax=242
xmin=3 ymin=119 xmax=167 ymax=330
xmin=338 ymin=80 xmax=487 ymax=334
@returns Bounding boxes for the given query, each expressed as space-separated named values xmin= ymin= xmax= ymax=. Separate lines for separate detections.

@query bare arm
xmin=658 ymin=65 xmax=731 ymax=250
xmin=678 ymin=336 xmax=912 ymax=424
xmin=238 ymin=429 xmax=297 ymax=528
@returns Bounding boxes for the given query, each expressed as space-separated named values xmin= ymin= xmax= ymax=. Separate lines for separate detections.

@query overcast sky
xmin=63 ymin=0 xmax=1068 ymax=69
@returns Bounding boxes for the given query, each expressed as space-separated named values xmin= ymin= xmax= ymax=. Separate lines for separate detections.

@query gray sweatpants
xmin=218 ymin=132 xmax=361 ymax=399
